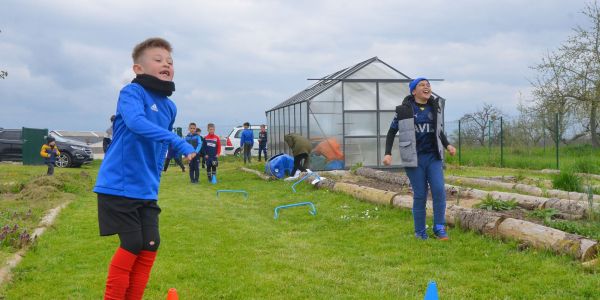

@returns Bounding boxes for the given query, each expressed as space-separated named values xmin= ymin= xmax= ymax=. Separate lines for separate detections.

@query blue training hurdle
xmin=216 ymin=190 xmax=248 ymax=200
xmin=273 ymin=202 xmax=317 ymax=219
xmin=291 ymin=172 xmax=321 ymax=192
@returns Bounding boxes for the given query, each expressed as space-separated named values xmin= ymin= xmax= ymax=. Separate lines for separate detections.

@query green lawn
xmin=1 ymin=160 xmax=599 ymax=299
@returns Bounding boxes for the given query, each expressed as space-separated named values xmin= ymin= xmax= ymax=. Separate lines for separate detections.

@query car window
xmin=234 ymin=130 xmax=242 ymax=138
xmin=252 ymin=129 xmax=260 ymax=137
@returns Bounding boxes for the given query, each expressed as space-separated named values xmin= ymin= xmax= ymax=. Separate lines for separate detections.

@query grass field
xmin=1 ymin=159 xmax=599 ymax=299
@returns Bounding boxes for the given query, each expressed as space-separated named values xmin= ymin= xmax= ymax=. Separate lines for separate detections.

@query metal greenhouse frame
xmin=265 ymin=57 xmax=444 ymax=170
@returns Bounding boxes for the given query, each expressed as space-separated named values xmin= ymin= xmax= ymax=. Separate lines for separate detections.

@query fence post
xmin=458 ymin=119 xmax=462 ymax=166
xmin=555 ymin=113 xmax=559 ymax=170
xmin=500 ymin=117 xmax=503 ymax=168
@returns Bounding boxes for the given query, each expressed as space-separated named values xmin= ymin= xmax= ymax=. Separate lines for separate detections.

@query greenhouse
xmin=265 ymin=57 xmax=445 ymax=170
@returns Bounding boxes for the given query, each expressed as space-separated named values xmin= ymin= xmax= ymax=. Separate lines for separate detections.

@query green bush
xmin=571 ymin=159 xmax=599 ymax=175
xmin=527 ymin=208 xmax=559 ymax=221
xmin=551 ymin=172 xmax=582 ymax=192
xmin=474 ymin=194 xmax=518 ymax=211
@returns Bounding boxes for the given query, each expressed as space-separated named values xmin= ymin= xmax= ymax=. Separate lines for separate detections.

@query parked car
xmin=0 ymin=128 xmax=23 ymax=162
xmin=224 ymin=125 xmax=267 ymax=156
xmin=0 ymin=128 xmax=93 ymax=167
xmin=49 ymin=132 xmax=94 ymax=167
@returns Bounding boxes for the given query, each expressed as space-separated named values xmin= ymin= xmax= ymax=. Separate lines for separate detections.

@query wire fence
xmin=445 ymin=113 xmax=600 ymax=172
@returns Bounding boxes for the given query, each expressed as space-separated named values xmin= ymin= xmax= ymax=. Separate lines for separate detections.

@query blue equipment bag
xmin=265 ymin=153 xmax=294 ymax=179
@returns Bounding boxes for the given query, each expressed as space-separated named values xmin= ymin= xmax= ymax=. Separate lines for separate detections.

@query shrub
xmin=474 ymin=194 xmax=518 ymax=211
xmin=527 ymin=208 xmax=559 ymax=221
xmin=551 ymin=172 xmax=582 ymax=192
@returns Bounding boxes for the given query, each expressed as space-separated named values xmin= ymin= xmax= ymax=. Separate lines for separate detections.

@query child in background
xmin=197 ymin=127 xmax=206 ymax=169
xmin=185 ymin=122 xmax=202 ymax=183
xmin=93 ymin=37 xmax=196 ymax=299
xmin=40 ymin=136 xmax=60 ymax=176
xmin=240 ymin=122 xmax=254 ymax=164
xmin=258 ymin=124 xmax=268 ymax=162
xmin=203 ymin=123 xmax=221 ymax=182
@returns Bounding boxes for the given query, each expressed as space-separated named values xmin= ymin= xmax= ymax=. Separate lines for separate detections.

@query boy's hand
xmin=186 ymin=153 xmax=196 ymax=160
xmin=382 ymin=155 xmax=392 ymax=166
xmin=447 ymin=145 xmax=457 ymax=156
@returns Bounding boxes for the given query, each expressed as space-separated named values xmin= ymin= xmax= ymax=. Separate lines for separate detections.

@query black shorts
xmin=97 ymin=193 xmax=161 ymax=236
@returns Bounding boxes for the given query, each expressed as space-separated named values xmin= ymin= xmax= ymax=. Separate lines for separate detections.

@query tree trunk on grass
xmin=333 ymin=182 xmax=397 ymax=206
xmin=355 ymin=167 xmax=410 ymax=186
xmin=445 ymin=175 xmax=600 ymax=202
xmin=240 ymin=167 xmax=273 ymax=181
xmin=497 ymin=218 xmax=597 ymax=261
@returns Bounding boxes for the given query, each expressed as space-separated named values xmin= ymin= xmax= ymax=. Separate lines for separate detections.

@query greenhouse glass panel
xmin=379 ymin=112 xmax=399 ymax=136
xmin=344 ymin=138 xmax=378 ymax=167
xmin=312 ymin=82 xmax=342 ymax=102
xmin=283 ymin=106 xmax=288 ymax=141
xmin=280 ymin=108 xmax=287 ymax=153
xmin=379 ymin=82 xmax=408 ymax=110
xmin=274 ymin=109 xmax=279 ymax=154
xmin=347 ymin=61 xmax=403 ymax=79
xmin=309 ymin=113 xmax=342 ymax=140
xmin=301 ymin=102 xmax=308 ymax=138
xmin=295 ymin=104 xmax=301 ymax=134
xmin=344 ymin=112 xmax=377 ymax=136
xmin=344 ymin=82 xmax=376 ymax=110
xmin=310 ymin=101 xmax=342 ymax=114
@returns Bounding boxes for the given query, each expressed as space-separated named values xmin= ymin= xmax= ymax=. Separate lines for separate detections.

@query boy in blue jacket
xmin=94 ymin=37 xmax=196 ymax=300
xmin=185 ymin=122 xmax=202 ymax=183
xmin=240 ymin=122 xmax=254 ymax=164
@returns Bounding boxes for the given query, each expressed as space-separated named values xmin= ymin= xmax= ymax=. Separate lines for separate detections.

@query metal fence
xmin=445 ymin=113 xmax=600 ymax=172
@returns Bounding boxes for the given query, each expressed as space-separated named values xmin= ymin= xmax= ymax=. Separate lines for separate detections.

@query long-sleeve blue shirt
xmin=94 ymin=83 xmax=195 ymax=200
xmin=185 ymin=133 xmax=202 ymax=153
xmin=240 ymin=128 xmax=254 ymax=147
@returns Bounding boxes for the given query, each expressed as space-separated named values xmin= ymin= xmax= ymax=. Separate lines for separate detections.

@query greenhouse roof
xmin=267 ymin=56 xmax=412 ymax=112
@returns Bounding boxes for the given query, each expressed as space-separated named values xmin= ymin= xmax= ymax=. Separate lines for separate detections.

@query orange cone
xmin=167 ymin=288 xmax=179 ymax=300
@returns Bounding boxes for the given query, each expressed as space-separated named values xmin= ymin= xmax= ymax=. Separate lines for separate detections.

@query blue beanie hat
xmin=409 ymin=77 xmax=429 ymax=95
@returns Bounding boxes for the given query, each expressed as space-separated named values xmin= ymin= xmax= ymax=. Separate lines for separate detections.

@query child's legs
xmin=174 ymin=157 xmax=185 ymax=170
xmin=424 ymin=154 xmax=446 ymax=226
xmin=46 ymin=162 xmax=54 ymax=175
xmin=404 ymin=163 xmax=428 ymax=234
xmin=293 ymin=153 xmax=308 ymax=173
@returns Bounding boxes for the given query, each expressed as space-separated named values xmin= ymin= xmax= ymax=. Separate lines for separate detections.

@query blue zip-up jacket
xmin=185 ymin=133 xmax=202 ymax=153
xmin=240 ymin=128 xmax=254 ymax=147
xmin=94 ymin=83 xmax=195 ymax=200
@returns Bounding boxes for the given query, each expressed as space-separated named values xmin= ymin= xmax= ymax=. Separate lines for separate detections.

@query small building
xmin=265 ymin=57 xmax=445 ymax=170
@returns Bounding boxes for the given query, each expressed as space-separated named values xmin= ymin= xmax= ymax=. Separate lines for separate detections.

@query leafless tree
xmin=460 ymin=103 xmax=504 ymax=146
xmin=531 ymin=1 xmax=600 ymax=147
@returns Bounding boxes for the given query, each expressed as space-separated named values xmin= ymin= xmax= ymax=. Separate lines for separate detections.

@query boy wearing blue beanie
xmin=383 ymin=77 xmax=456 ymax=240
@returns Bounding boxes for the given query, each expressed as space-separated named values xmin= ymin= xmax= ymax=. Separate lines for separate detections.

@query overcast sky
xmin=0 ymin=0 xmax=589 ymax=136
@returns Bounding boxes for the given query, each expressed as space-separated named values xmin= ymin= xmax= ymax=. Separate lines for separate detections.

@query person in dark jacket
xmin=240 ymin=122 xmax=254 ymax=164
xmin=383 ymin=77 xmax=456 ymax=240
xmin=284 ymin=133 xmax=312 ymax=177
xmin=185 ymin=122 xmax=203 ymax=183
xmin=258 ymin=124 xmax=268 ymax=161
xmin=40 ymin=136 xmax=60 ymax=175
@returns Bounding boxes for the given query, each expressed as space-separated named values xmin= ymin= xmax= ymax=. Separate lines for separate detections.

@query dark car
xmin=49 ymin=133 xmax=94 ymax=167
xmin=0 ymin=128 xmax=93 ymax=167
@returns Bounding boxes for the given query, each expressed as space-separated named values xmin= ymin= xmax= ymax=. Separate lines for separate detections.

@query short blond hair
xmin=132 ymin=37 xmax=172 ymax=63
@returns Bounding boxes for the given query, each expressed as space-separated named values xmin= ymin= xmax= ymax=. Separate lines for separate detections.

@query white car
xmin=224 ymin=125 xmax=267 ymax=156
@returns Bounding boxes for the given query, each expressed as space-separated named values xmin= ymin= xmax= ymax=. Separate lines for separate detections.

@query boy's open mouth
xmin=159 ymin=70 xmax=170 ymax=77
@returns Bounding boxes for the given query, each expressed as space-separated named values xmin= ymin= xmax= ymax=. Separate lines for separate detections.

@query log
xmin=446 ymin=184 xmax=592 ymax=219
xmin=497 ymin=218 xmax=598 ymax=261
xmin=332 ymin=182 xmax=397 ymax=206
xmin=446 ymin=176 xmax=600 ymax=202
xmin=355 ymin=167 xmax=410 ymax=186
xmin=240 ymin=167 xmax=273 ymax=181
xmin=445 ymin=205 xmax=505 ymax=235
